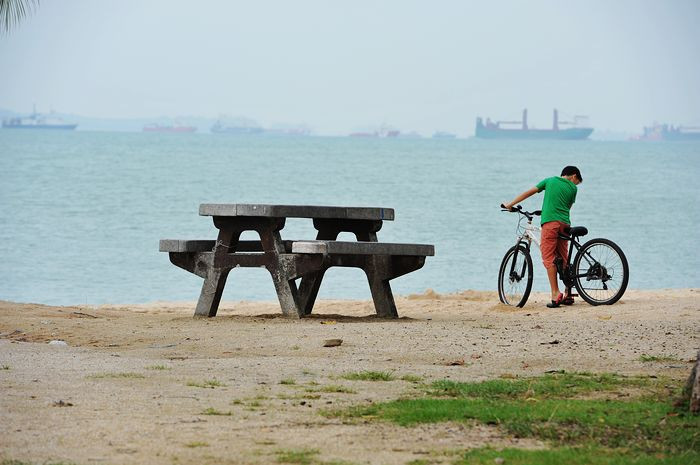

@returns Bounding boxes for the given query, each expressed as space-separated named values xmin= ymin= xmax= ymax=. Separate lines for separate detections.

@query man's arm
xmin=503 ymin=187 xmax=539 ymax=211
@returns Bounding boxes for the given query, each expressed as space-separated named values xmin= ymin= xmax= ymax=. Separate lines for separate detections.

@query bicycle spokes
xmin=575 ymin=242 xmax=625 ymax=302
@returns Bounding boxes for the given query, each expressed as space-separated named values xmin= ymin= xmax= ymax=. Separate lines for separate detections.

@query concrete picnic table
xmin=160 ymin=204 xmax=434 ymax=318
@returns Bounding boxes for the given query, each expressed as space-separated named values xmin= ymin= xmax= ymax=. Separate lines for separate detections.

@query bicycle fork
xmin=509 ymin=240 xmax=529 ymax=282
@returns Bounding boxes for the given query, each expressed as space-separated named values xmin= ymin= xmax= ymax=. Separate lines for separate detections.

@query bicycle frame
xmin=509 ymin=213 xmax=606 ymax=288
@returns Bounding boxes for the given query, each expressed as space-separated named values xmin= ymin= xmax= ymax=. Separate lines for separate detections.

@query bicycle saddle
xmin=565 ymin=226 xmax=588 ymax=237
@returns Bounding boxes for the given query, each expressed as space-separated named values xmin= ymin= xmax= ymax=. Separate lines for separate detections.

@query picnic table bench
xmin=160 ymin=204 xmax=434 ymax=318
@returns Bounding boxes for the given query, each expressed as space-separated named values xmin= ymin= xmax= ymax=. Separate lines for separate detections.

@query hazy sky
xmin=1 ymin=0 xmax=699 ymax=135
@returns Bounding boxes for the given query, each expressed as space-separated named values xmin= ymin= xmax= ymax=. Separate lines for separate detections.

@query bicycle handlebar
xmin=500 ymin=204 xmax=541 ymax=220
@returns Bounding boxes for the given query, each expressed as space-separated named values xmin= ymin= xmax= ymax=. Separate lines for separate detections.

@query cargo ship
xmin=475 ymin=109 xmax=593 ymax=140
xmin=631 ymin=123 xmax=700 ymax=141
xmin=143 ymin=123 xmax=197 ymax=133
xmin=2 ymin=107 xmax=77 ymax=130
xmin=349 ymin=125 xmax=400 ymax=138
xmin=432 ymin=131 xmax=456 ymax=139
xmin=211 ymin=120 xmax=264 ymax=135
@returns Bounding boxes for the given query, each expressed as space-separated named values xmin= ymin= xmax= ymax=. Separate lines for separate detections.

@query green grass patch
xmin=201 ymin=407 xmax=232 ymax=416
xmin=330 ymin=373 xmax=699 ymax=456
xmin=316 ymin=384 xmax=356 ymax=394
xmin=87 ymin=372 xmax=145 ymax=379
xmin=428 ymin=372 xmax=655 ymax=400
xmin=280 ymin=378 xmax=297 ymax=385
xmin=184 ymin=441 xmax=208 ymax=448
xmin=146 ymin=364 xmax=171 ymax=370
xmin=454 ymin=446 xmax=700 ymax=465
xmin=341 ymin=370 xmax=394 ymax=381
xmin=400 ymin=374 xmax=424 ymax=383
xmin=1 ymin=365 xmax=10 ymax=370
xmin=186 ymin=379 xmax=225 ymax=388
xmin=275 ymin=448 xmax=320 ymax=464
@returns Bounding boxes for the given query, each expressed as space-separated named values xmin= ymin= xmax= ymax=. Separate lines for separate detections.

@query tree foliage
xmin=0 ymin=0 xmax=39 ymax=33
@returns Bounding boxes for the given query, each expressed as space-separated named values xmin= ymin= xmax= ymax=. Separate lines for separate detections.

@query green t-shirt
xmin=536 ymin=176 xmax=577 ymax=225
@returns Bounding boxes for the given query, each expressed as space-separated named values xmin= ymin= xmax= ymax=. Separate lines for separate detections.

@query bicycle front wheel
xmin=573 ymin=238 xmax=629 ymax=305
xmin=498 ymin=245 xmax=533 ymax=307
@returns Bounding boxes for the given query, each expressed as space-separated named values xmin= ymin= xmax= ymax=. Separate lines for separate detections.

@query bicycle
xmin=498 ymin=205 xmax=629 ymax=307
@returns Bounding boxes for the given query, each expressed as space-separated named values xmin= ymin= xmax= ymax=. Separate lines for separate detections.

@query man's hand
xmin=501 ymin=203 xmax=516 ymax=212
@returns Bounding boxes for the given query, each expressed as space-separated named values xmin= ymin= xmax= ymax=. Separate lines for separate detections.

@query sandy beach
xmin=1 ymin=289 xmax=698 ymax=464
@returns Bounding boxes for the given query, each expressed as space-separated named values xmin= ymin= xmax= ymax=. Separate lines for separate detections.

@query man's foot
xmin=547 ymin=293 xmax=564 ymax=308
xmin=561 ymin=288 xmax=575 ymax=305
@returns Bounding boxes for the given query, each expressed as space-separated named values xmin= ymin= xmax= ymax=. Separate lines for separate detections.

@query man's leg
xmin=546 ymin=264 xmax=561 ymax=301
xmin=541 ymin=222 xmax=562 ymax=302
xmin=555 ymin=222 xmax=573 ymax=301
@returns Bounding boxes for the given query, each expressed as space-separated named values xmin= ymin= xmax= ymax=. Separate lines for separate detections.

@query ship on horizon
xmin=2 ymin=106 xmax=78 ymax=130
xmin=143 ymin=122 xmax=197 ymax=133
xmin=211 ymin=120 xmax=265 ymax=135
xmin=349 ymin=124 xmax=400 ymax=138
xmin=475 ymin=109 xmax=593 ymax=140
xmin=630 ymin=123 xmax=700 ymax=141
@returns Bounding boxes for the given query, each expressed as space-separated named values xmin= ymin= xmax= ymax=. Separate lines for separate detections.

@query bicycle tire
xmin=498 ymin=245 xmax=533 ymax=307
xmin=573 ymin=238 xmax=629 ymax=306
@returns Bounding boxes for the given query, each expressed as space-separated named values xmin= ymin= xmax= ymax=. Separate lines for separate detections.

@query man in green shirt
xmin=503 ymin=166 xmax=582 ymax=308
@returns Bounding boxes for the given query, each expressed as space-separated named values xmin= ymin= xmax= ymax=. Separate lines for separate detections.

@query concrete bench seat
xmin=291 ymin=240 xmax=434 ymax=257
xmin=159 ymin=239 xmax=294 ymax=253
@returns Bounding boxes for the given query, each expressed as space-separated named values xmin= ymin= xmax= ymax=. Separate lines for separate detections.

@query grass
xmin=186 ymin=379 xmax=226 ymax=388
xmin=400 ymin=374 xmax=424 ymax=383
xmin=201 ymin=407 xmax=232 ymax=416
xmin=327 ymin=372 xmax=699 ymax=457
xmin=276 ymin=448 xmax=320 ymax=464
xmin=314 ymin=385 xmax=356 ymax=394
xmin=273 ymin=448 xmax=359 ymax=465
xmin=1 ymin=365 xmax=10 ymax=370
xmin=146 ymin=364 xmax=171 ymax=370
xmin=184 ymin=441 xmax=209 ymax=448
xmin=280 ymin=378 xmax=297 ymax=385
xmin=87 ymin=372 xmax=145 ymax=379
xmin=341 ymin=370 xmax=394 ymax=381
xmin=428 ymin=372 xmax=656 ymax=399
xmin=638 ymin=354 xmax=680 ymax=363
xmin=454 ymin=447 xmax=700 ymax=465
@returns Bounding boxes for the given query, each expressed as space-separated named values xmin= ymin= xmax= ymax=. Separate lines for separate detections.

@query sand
xmin=1 ymin=289 xmax=699 ymax=464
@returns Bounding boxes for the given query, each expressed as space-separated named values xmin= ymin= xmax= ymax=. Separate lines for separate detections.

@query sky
xmin=1 ymin=0 xmax=699 ymax=135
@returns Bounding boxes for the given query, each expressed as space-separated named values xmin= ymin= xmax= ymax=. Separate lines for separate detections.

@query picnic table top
xmin=199 ymin=204 xmax=395 ymax=221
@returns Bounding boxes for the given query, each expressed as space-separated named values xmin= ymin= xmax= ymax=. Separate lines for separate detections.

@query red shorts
xmin=540 ymin=221 xmax=569 ymax=269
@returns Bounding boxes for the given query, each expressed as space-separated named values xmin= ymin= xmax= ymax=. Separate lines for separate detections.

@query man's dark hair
xmin=561 ymin=165 xmax=582 ymax=182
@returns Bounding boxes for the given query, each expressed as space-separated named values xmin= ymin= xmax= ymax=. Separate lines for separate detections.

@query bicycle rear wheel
xmin=498 ymin=245 xmax=533 ymax=307
xmin=573 ymin=238 xmax=629 ymax=305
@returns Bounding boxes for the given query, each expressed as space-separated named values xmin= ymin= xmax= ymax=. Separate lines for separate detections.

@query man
xmin=503 ymin=166 xmax=583 ymax=308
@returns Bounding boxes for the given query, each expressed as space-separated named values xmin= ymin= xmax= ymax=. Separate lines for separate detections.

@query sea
xmin=1 ymin=130 xmax=699 ymax=306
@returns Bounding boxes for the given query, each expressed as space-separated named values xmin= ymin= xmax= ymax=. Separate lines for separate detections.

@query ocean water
xmin=1 ymin=130 xmax=699 ymax=306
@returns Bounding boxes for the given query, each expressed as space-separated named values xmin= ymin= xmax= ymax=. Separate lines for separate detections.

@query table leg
xmin=298 ymin=229 xmax=339 ymax=315
xmin=194 ymin=228 xmax=240 ymax=317
xmin=195 ymin=268 xmax=231 ymax=317
xmin=259 ymin=224 xmax=305 ymax=318
xmin=365 ymin=255 xmax=399 ymax=318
